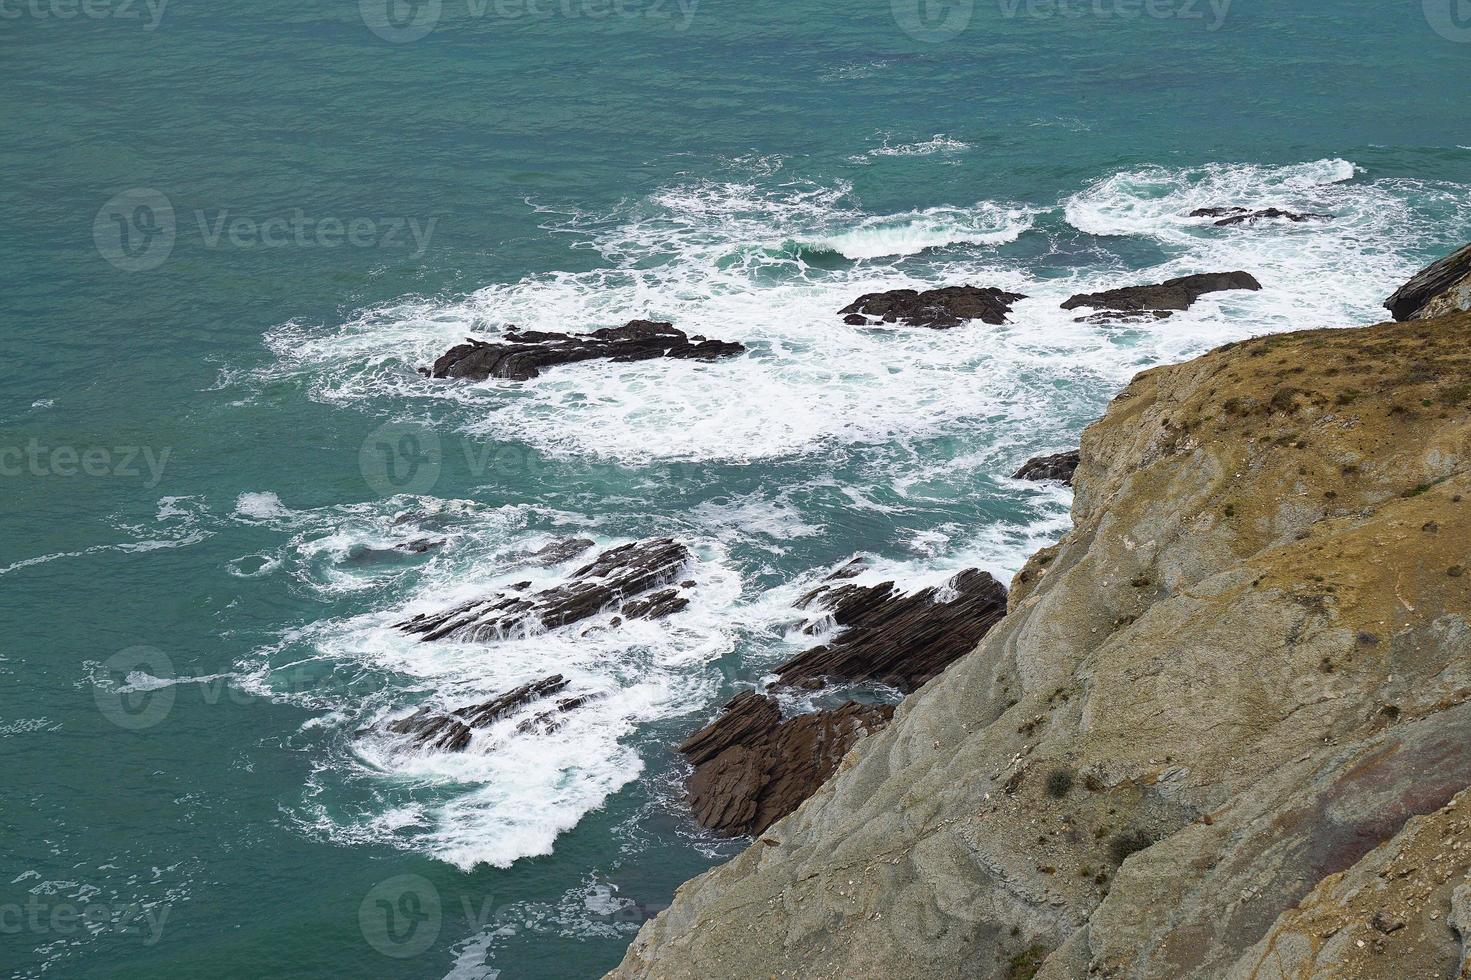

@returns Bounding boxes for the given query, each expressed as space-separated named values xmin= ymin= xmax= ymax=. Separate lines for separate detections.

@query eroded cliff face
xmin=609 ymin=311 xmax=1471 ymax=980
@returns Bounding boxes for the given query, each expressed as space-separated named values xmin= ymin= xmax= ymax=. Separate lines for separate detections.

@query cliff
xmin=610 ymin=309 xmax=1471 ymax=979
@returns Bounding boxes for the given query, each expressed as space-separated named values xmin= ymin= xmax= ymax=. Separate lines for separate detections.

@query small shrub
xmin=1108 ymin=829 xmax=1154 ymax=866
xmin=1045 ymin=769 xmax=1074 ymax=798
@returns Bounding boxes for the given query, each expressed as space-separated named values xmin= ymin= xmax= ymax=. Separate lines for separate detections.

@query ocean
xmin=2 ymin=0 xmax=1470 ymax=975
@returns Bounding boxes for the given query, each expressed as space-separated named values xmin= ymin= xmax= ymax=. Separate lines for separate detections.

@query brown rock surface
xmin=1385 ymin=242 xmax=1471 ymax=322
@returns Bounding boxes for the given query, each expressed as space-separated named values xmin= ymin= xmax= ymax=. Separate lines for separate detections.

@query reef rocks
xmin=1189 ymin=206 xmax=1333 ymax=226
xmin=395 ymin=538 xmax=693 ymax=641
xmin=424 ymin=320 xmax=746 ymax=381
xmin=382 ymin=674 xmax=580 ymax=751
xmin=1385 ymin=241 xmax=1471 ymax=321
xmin=1013 ymin=450 xmax=1080 ymax=485
xmin=839 ymin=285 xmax=1027 ymax=328
xmin=778 ymin=567 xmax=1009 ymax=692
xmin=680 ymin=693 xmax=894 ymax=836
xmin=1061 ymin=271 xmax=1261 ymax=318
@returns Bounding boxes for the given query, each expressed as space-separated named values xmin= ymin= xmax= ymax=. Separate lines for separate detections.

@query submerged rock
xmin=680 ymin=693 xmax=893 ymax=836
xmin=838 ymin=285 xmax=1027 ymax=328
xmin=395 ymin=538 xmax=693 ymax=641
xmin=1385 ymin=241 xmax=1471 ymax=321
xmin=424 ymin=320 xmax=746 ymax=381
xmin=1190 ymin=206 xmax=1333 ymax=226
xmin=382 ymin=674 xmax=572 ymax=751
xmin=778 ymin=567 xmax=1008 ymax=692
xmin=1061 ymin=271 xmax=1261 ymax=315
xmin=1013 ymin=450 xmax=1080 ymax=485
xmin=513 ymin=537 xmax=596 ymax=567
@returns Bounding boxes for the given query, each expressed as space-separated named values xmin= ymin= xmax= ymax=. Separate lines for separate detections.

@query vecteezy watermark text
xmin=0 ymin=0 xmax=168 ymax=30
xmin=892 ymin=0 xmax=1230 ymax=42
xmin=0 ymin=896 xmax=169 ymax=947
xmin=0 ymin=439 xmax=170 ymax=487
xmin=1424 ymin=0 xmax=1471 ymax=42
xmin=359 ymin=0 xmax=699 ymax=43
xmin=93 ymin=189 xmax=437 ymax=272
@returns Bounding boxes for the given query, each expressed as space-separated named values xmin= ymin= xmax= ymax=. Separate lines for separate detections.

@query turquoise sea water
xmin=3 ymin=1 xmax=1471 ymax=976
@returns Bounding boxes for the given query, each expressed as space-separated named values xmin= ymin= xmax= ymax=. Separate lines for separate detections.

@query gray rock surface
xmin=607 ymin=312 xmax=1471 ymax=980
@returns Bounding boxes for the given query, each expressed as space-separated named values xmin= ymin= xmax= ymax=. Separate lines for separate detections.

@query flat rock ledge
xmin=1061 ymin=271 xmax=1261 ymax=321
xmin=678 ymin=565 xmax=1008 ymax=837
xmin=1012 ymin=450 xmax=1080 ymax=485
xmin=1190 ymin=206 xmax=1333 ymax=226
xmin=395 ymin=538 xmax=693 ymax=642
xmin=423 ymin=320 xmax=746 ymax=381
xmin=839 ymin=285 xmax=1027 ymax=329
xmin=1385 ymin=241 xmax=1471 ymax=321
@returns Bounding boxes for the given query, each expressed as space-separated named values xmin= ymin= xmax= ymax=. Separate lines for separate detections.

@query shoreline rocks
xmin=1189 ymin=206 xmax=1333 ymax=226
xmin=423 ymin=320 xmax=745 ymax=381
xmin=680 ymin=693 xmax=894 ymax=836
xmin=395 ymin=538 xmax=693 ymax=641
xmin=1013 ymin=450 xmax=1080 ymax=485
xmin=1061 ymin=271 xmax=1261 ymax=318
xmin=839 ymin=285 xmax=1027 ymax=328
xmin=382 ymin=674 xmax=576 ymax=751
xmin=1385 ymin=241 xmax=1471 ymax=321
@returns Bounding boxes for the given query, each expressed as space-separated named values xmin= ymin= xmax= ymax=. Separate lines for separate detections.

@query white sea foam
xmin=866 ymin=134 xmax=971 ymax=157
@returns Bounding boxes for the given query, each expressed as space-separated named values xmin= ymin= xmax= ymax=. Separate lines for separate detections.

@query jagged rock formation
xmin=1190 ymin=206 xmax=1333 ymax=226
xmin=680 ymin=693 xmax=894 ymax=836
xmin=396 ymin=538 xmax=692 ymax=641
xmin=839 ymin=286 xmax=1027 ymax=328
xmin=424 ymin=320 xmax=745 ymax=381
xmin=1061 ymin=271 xmax=1261 ymax=319
xmin=1385 ymin=242 xmax=1471 ymax=321
xmin=382 ymin=674 xmax=578 ymax=751
xmin=1013 ymin=450 xmax=1081 ymax=486
xmin=779 ymin=567 xmax=1008 ymax=692
xmin=609 ymin=311 xmax=1471 ymax=980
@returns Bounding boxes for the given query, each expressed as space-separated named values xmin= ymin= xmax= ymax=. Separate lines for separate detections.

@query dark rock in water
xmin=346 ymin=538 xmax=446 ymax=564
xmin=622 ymin=588 xmax=689 ymax=620
xmin=384 ymin=674 xmax=571 ymax=751
xmin=424 ymin=320 xmax=746 ymax=381
xmin=1013 ymin=450 xmax=1080 ymax=485
xmin=514 ymin=691 xmax=603 ymax=736
xmin=1061 ymin=272 xmax=1261 ymax=314
xmin=1077 ymin=309 xmax=1175 ymax=324
xmin=842 ymin=314 xmax=868 ymax=325
xmin=680 ymin=692 xmax=894 ymax=836
xmin=396 ymin=538 xmax=693 ymax=641
xmin=1190 ymin=206 xmax=1333 ymax=226
xmin=824 ymin=556 xmax=871 ymax=581
xmin=515 ymin=537 xmax=596 ymax=567
xmin=778 ymin=568 xmax=1008 ymax=692
xmin=1384 ymin=242 xmax=1471 ymax=321
xmin=838 ymin=285 xmax=1027 ymax=329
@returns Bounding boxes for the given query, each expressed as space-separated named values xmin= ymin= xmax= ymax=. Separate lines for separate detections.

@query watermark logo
xmin=360 ymin=422 xmax=443 ymax=497
xmin=891 ymin=0 xmax=974 ymax=41
xmin=94 ymin=188 xmax=175 ymax=272
xmin=1425 ymin=0 xmax=1471 ymax=41
xmin=359 ymin=875 xmax=442 ymax=958
xmin=93 ymin=646 xmax=175 ymax=731
xmin=360 ymin=0 xmax=442 ymax=41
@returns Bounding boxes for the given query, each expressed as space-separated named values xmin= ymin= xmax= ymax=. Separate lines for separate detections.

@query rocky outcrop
xmin=382 ymin=674 xmax=576 ymax=751
xmin=424 ymin=320 xmax=746 ymax=381
xmin=608 ymin=311 xmax=1471 ymax=980
xmin=1061 ymin=271 xmax=1261 ymax=317
xmin=1385 ymin=242 xmax=1471 ymax=321
xmin=396 ymin=538 xmax=693 ymax=641
xmin=778 ymin=567 xmax=1008 ymax=692
xmin=839 ymin=286 xmax=1027 ymax=328
xmin=1190 ymin=206 xmax=1333 ymax=226
xmin=680 ymin=693 xmax=894 ymax=836
xmin=1013 ymin=450 xmax=1080 ymax=485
